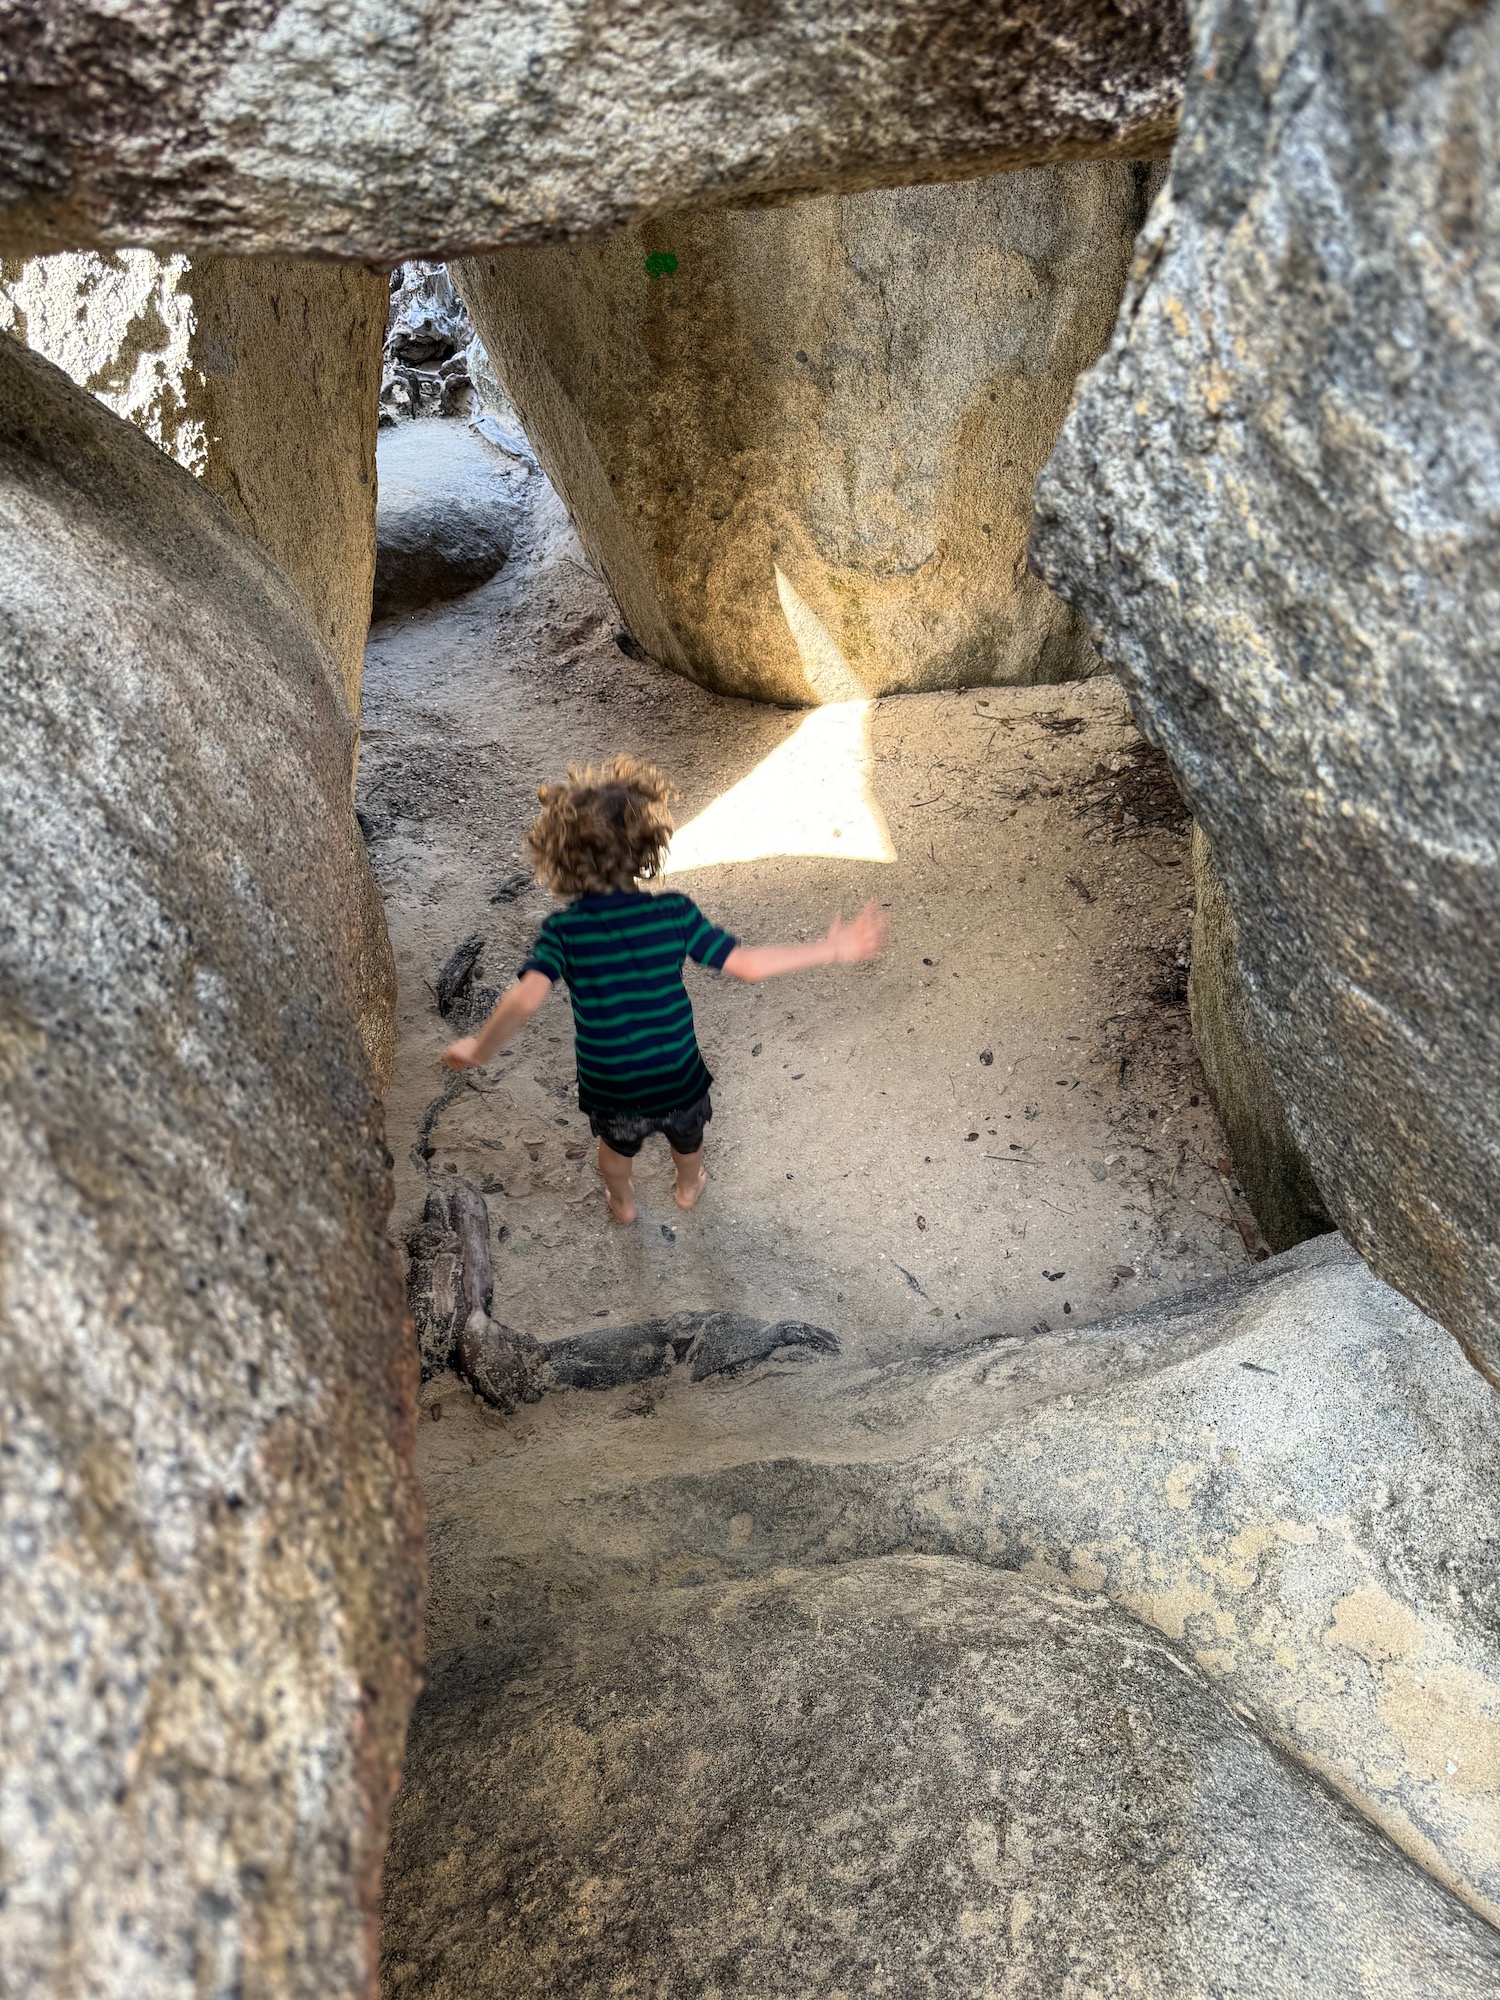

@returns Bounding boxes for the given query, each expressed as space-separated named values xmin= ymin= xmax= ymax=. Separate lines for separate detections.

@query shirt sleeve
xmin=520 ymin=916 xmax=565 ymax=983
xmin=682 ymin=899 xmax=740 ymax=971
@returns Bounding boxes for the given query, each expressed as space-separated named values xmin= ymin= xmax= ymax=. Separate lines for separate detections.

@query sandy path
xmin=358 ymin=432 xmax=1252 ymax=1375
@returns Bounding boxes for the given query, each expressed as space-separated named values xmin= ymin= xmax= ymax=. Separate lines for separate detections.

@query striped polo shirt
xmin=520 ymin=890 xmax=739 ymax=1115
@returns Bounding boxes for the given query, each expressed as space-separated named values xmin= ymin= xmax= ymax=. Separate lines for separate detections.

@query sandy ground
xmin=359 ymin=425 xmax=1253 ymax=1394
xmin=361 ymin=429 xmax=1490 ymax=2000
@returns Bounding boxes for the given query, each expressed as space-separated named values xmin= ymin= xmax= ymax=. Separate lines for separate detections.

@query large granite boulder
xmin=0 ymin=334 xmax=423 ymax=1998
xmin=0 ymin=251 xmax=385 ymax=711
xmin=2 ymin=3 xmax=1186 ymax=261
xmin=387 ymin=1560 xmax=1500 ymax=1999
xmin=457 ymin=161 xmax=1159 ymax=702
xmin=385 ymin=1238 xmax=1500 ymax=1987
xmin=373 ymin=420 xmax=524 ymax=620
xmin=1030 ymin=0 xmax=1500 ymax=1376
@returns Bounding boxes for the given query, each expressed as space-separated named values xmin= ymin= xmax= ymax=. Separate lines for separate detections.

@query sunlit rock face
xmin=1032 ymin=0 xmax=1500 ymax=1376
xmin=0 ymin=251 xmax=385 ymax=711
xmin=1 ymin=2 xmax=1186 ymax=261
xmin=0 ymin=335 xmax=422 ymax=2000
xmin=457 ymin=162 xmax=1158 ymax=703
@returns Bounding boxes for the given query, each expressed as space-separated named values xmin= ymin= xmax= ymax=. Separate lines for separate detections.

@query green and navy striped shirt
xmin=521 ymin=890 xmax=739 ymax=1115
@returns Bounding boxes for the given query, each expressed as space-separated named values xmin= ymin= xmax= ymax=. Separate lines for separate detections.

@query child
xmin=442 ymin=756 xmax=888 ymax=1223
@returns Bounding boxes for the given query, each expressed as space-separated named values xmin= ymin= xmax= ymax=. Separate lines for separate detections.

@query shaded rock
xmin=3 ymin=4 xmax=1187 ymax=261
xmin=457 ymin=161 xmax=1160 ymax=702
xmin=1030 ymin=0 xmax=1500 ymax=1373
xmin=1190 ymin=825 xmax=1329 ymax=1252
xmin=464 ymin=338 xmax=515 ymax=433
xmin=470 ymin=403 xmax=537 ymax=466
xmin=0 ymin=250 xmax=385 ymax=711
xmin=402 ymin=1236 xmax=1500 ymax=1945
xmin=455 ymin=1311 xmax=552 ymax=1414
xmin=0 ymin=335 xmax=421 ymax=1998
xmin=374 ymin=420 xmax=523 ymax=619
xmin=384 ymin=1553 xmax=1500 ymax=1998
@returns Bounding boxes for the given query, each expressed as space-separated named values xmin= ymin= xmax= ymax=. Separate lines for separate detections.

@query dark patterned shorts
xmin=588 ymin=1092 xmax=713 ymax=1159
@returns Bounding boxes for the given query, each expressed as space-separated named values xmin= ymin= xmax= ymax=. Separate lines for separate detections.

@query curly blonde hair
xmin=525 ymin=756 xmax=677 ymax=896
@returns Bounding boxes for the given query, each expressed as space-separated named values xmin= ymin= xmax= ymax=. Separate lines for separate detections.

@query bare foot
xmin=674 ymin=1164 xmax=708 ymax=1211
xmin=605 ymin=1185 xmax=637 ymax=1224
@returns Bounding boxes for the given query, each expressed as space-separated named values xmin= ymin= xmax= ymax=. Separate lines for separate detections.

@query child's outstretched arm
xmin=442 ymin=970 xmax=553 ymax=1069
xmin=722 ymin=900 xmax=888 ymax=983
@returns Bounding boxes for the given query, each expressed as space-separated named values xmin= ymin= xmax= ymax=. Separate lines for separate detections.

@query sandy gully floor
xmin=358 ymin=428 xmax=1255 ymax=1382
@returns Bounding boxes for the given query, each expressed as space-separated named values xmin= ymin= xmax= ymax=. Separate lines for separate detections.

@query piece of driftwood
xmin=407 ymin=1187 xmax=840 ymax=1402
xmin=544 ymin=1311 xmax=839 ymax=1390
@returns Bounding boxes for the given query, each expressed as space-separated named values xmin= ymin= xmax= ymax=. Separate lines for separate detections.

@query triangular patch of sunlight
xmin=773 ymin=565 xmax=866 ymax=703
xmin=663 ymin=564 xmax=895 ymax=872
xmin=664 ymin=701 xmax=897 ymax=871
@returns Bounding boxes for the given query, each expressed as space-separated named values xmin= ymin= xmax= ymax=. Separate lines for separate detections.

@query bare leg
xmin=598 ymin=1140 xmax=637 ymax=1224
xmin=670 ymin=1141 xmax=708 ymax=1210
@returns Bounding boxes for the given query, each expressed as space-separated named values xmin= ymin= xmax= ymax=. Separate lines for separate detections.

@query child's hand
xmin=826 ymin=900 xmax=889 ymax=964
xmin=441 ymin=1036 xmax=482 ymax=1071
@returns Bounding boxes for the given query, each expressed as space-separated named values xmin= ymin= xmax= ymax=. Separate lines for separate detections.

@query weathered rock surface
xmin=406 ymin=1173 xmax=841 ymax=1395
xmin=381 ymin=261 xmax=482 ymax=426
xmin=1189 ymin=825 xmax=1328 ymax=1252
xmin=407 ymin=1183 xmax=497 ymax=1380
xmin=1 ymin=250 xmax=385 ymax=711
xmin=1030 ymin=0 xmax=1500 ymax=1375
xmin=386 ymin=1239 xmax=1500 ymax=1992
xmin=374 ymin=420 xmax=522 ymax=621
xmin=0 ymin=334 xmax=422 ymax=1998
xmin=387 ymin=1559 xmax=1500 ymax=1999
xmin=3 ymin=3 xmax=1186 ymax=261
xmin=457 ymin=162 xmax=1159 ymax=703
